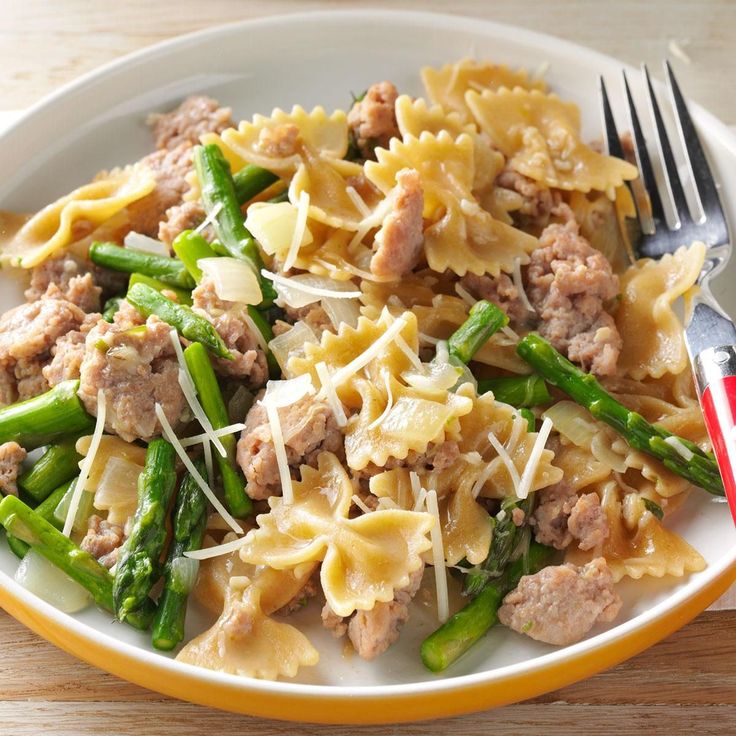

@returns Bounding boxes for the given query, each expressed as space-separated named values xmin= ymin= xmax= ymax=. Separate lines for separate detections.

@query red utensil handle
xmin=698 ymin=368 xmax=736 ymax=524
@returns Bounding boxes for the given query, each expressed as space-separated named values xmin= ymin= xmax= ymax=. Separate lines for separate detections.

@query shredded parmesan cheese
xmin=418 ymin=332 xmax=440 ymax=346
xmin=413 ymin=487 xmax=428 ymax=513
xmin=486 ymin=430 xmax=521 ymax=495
xmin=265 ymin=402 xmax=293 ymax=504
xmin=512 ymin=257 xmax=535 ymax=314
xmin=351 ymin=494 xmax=373 ymax=514
xmin=63 ymin=389 xmax=106 ymax=537
xmin=394 ymin=333 xmax=423 ymax=370
xmin=242 ymin=312 xmax=269 ymax=353
xmin=367 ymin=369 xmax=394 ymax=431
xmin=185 ymin=534 xmax=248 ymax=560
xmin=516 ymin=417 xmax=553 ymax=499
xmin=425 ymin=489 xmax=449 ymax=623
xmin=155 ymin=404 xmax=243 ymax=534
xmin=663 ymin=435 xmax=695 ymax=461
xmin=454 ymin=282 xmax=477 ymax=307
xmin=331 ymin=316 xmax=408 ymax=388
xmin=261 ymin=269 xmax=361 ymax=301
xmin=169 ymin=330 xmax=227 ymax=458
xmin=315 ymin=361 xmax=348 ymax=428
xmin=409 ymin=471 xmax=422 ymax=502
xmin=194 ymin=201 xmax=223 ymax=234
xmin=345 ymin=186 xmax=372 ymax=218
xmin=180 ymin=423 xmax=246 ymax=447
xmin=283 ymin=190 xmax=310 ymax=272
xmin=202 ymin=439 xmax=215 ymax=489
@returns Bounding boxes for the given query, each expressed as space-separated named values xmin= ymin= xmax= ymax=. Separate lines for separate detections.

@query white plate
xmin=0 ymin=9 xmax=734 ymax=724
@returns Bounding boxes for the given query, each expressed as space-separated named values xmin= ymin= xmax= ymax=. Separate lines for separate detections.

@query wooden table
xmin=2 ymin=1 xmax=735 ymax=733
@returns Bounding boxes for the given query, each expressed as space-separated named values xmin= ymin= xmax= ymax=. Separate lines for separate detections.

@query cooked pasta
xmin=0 ymin=58 xmax=720 ymax=683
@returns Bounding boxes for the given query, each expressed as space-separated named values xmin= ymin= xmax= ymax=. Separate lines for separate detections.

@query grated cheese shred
xmin=180 ymin=423 xmax=247 ymax=447
xmin=425 ymin=489 xmax=449 ymax=623
xmin=512 ymin=256 xmax=535 ymax=314
xmin=663 ymin=435 xmax=695 ymax=461
xmin=265 ymin=402 xmax=293 ymax=504
xmin=516 ymin=416 xmax=554 ymax=499
xmin=486 ymin=430 xmax=521 ymax=495
xmin=283 ymin=190 xmax=310 ymax=272
xmin=185 ymin=534 xmax=248 ymax=560
xmin=315 ymin=361 xmax=348 ymax=428
xmin=367 ymin=369 xmax=394 ymax=431
xmin=351 ymin=494 xmax=373 ymax=514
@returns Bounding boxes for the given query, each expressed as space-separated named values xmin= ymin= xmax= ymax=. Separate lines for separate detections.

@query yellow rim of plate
xmin=1 ymin=560 xmax=733 ymax=724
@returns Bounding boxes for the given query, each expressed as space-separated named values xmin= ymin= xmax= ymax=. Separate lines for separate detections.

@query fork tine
xmin=599 ymin=77 xmax=625 ymax=159
xmin=622 ymin=70 xmax=666 ymax=230
xmin=664 ymin=61 xmax=727 ymax=234
xmin=642 ymin=64 xmax=692 ymax=227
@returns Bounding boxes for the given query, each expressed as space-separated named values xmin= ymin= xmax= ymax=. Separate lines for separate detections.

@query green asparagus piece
xmin=463 ymin=497 xmax=534 ymax=596
xmin=193 ymin=144 xmax=277 ymax=304
xmin=0 ymin=495 xmax=155 ymax=629
xmin=126 ymin=282 xmax=232 ymax=359
xmin=6 ymin=479 xmax=73 ymax=558
xmin=151 ymin=458 xmax=208 ymax=651
xmin=0 ymin=380 xmax=94 ymax=449
xmin=172 ymin=230 xmax=217 ymax=284
xmin=448 ymin=300 xmax=509 ymax=364
xmin=113 ymin=439 xmax=178 ymax=623
xmin=233 ymin=164 xmax=279 ymax=205
xmin=183 ymin=342 xmax=252 ymax=517
xmin=642 ymin=497 xmax=664 ymax=520
xmin=518 ymin=408 xmax=536 ymax=431
xmin=102 ymin=296 xmax=123 ymax=322
xmin=89 ymin=241 xmax=195 ymax=289
xmin=477 ymin=375 xmax=552 ymax=408
xmin=517 ymin=333 xmax=725 ymax=496
xmin=53 ymin=479 xmax=94 ymax=534
xmin=128 ymin=272 xmax=193 ymax=306
xmin=18 ymin=440 xmax=82 ymax=503
xmin=421 ymin=542 xmax=555 ymax=672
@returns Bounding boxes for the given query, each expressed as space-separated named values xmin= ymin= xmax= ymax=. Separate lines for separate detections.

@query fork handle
xmin=694 ymin=346 xmax=736 ymax=522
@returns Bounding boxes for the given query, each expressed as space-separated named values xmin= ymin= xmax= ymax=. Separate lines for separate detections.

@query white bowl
xmin=0 ymin=9 xmax=734 ymax=724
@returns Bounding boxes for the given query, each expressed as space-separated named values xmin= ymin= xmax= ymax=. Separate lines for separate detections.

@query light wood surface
xmin=1 ymin=0 xmax=735 ymax=732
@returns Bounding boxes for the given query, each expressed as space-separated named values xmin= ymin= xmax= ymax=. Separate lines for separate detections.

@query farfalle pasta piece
xmin=4 ymin=165 xmax=156 ymax=268
xmin=211 ymin=105 xmax=348 ymax=175
xmin=466 ymin=88 xmax=638 ymax=196
xmin=421 ymin=58 xmax=546 ymax=119
xmin=239 ymin=453 xmax=433 ymax=617
xmin=616 ymin=242 xmax=706 ymax=380
xmin=177 ymin=580 xmax=319 ymax=680
xmin=566 ymin=482 xmax=706 ymax=581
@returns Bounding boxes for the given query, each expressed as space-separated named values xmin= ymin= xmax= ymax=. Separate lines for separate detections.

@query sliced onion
xmin=321 ymin=296 xmax=360 ymax=330
xmin=15 ymin=550 xmax=92 ymax=613
xmin=198 ymin=257 xmax=262 ymax=304
xmin=94 ymin=455 xmax=142 ymax=526
xmin=262 ymin=374 xmax=316 ymax=409
xmin=269 ymin=321 xmax=318 ymax=375
xmin=262 ymin=269 xmax=361 ymax=309
xmin=244 ymin=201 xmax=313 ymax=260
xmin=170 ymin=556 xmax=199 ymax=594
xmin=402 ymin=361 xmax=461 ymax=393
xmin=124 ymin=231 xmax=170 ymax=257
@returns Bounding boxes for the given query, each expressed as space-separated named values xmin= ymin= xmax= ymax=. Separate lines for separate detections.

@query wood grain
xmin=1 ymin=0 xmax=735 ymax=732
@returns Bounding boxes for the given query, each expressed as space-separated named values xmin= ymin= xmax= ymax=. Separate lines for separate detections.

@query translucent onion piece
xmin=262 ymin=269 xmax=361 ymax=309
xmin=170 ymin=556 xmax=200 ymax=594
xmin=15 ymin=550 xmax=92 ymax=613
xmin=269 ymin=321 xmax=318 ymax=375
xmin=198 ymin=257 xmax=262 ymax=304
xmin=94 ymin=455 xmax=142 ymax=526
xmin=321 ymin=296 xmax=360 ymax=330
xmin=124 ymin=231 xmax=170 ymax=257
xmin=245 ymin=201 xmax=313 ymax=260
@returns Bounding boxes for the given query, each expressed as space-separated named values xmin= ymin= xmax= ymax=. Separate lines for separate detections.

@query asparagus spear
xmin=18 ymin=440 xmax=82 ymax=503
xmin=421 ymin=542 xmax=555 ymax=672
xmin=0 ymin=494 xmax=155 ymax=629
xmin=518 ymin=408 xmax=536 ymax=431
xmin=6 ymin=479 xmax=73 ymax=559
xmin=463 ymin=497 xmax=534 ymax=597
xmin=102 ymin=296 xmax=123 ymax=323
xmin=126 ymin=282 xmax=232 ymax=359
xmin=151 ymin=458 xmax=208 ymax=651
xmin=183 ymin=342 xmax=252 ymax=517
xmin=0 ymin=380 xmax=94 ymax=449
xmin=172 ymin=230 xmax=217 ymax=284
xmin=477 ymin=375 xmax=552 ymax=408
xmin=448 ymin=300 xmax=509 ymax=364
xmin=517 ymin=333 xmax=725 ymax=496
xmin=193 ymin=144 xmax=277 ymax=304
xmin=113 ymin=438 xmax=178 ymax=623
xmin=128 ymin=272 xmax=193 ymax=306
xmin=89 ymin=241 xmax=195 ymax=289
xmin=232 ymin=164 xmax=279 ymax=205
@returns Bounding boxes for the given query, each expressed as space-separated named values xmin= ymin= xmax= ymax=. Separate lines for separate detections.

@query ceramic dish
xmin=0 ymin=9 xmax=734 ymax=724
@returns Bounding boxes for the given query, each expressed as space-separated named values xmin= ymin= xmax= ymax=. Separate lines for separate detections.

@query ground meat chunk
xmin=237 ymin=392 xmax=343 ymax=500
xmin=353 ymin=440 xmax=460 ymax=483
xmin=80 ymin=515 xmax=126 ymax=569
xmin=460 ymin=272 xmax=528 ymax=327
xmin=281 ymin=303 xmax=333 ymax=335
xmin=150 ymin=95 xmax=233 ymax=152
xmin=531 ymin=482 xmax=609 ymax=551
xmin=0 ymin=442 xmax=26 ymax=496
xmin=496 ymin=168 xmax=558 ymax=227
xmin=527 ymin=220 xmax=622 ymax=375
xmin=371 ymin=168 xmax=424 ymax=279
xmin=257 ymin=123 xmax=301 ymax=158
xmin=157 ymin=199 xmax=205 ymax=244
xmin=191 ymin=278 xmax=268 ymax=384
xmin=78 ymin=309 xmax=187 ymax=442
xmin=25 ymin=256 xmax=103 ymax=312
xmin=127 ymin=143 xmax=194 ymax=238
xmin=43 ymin=312 xmax=101 ymax=387
xmin=347 ymin=81 xmax=401 ymax=159
xmin=498 ymin=558 xmax=622 ymax=646
xmin=0 ymin=293 xmax=90 ymax=404
xmin=322 ymin=565 xmax=424 ymax=660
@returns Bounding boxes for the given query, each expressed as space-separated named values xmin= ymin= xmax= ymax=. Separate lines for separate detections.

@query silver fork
xmin=600 ymin=62 xmax=736 ymax=522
